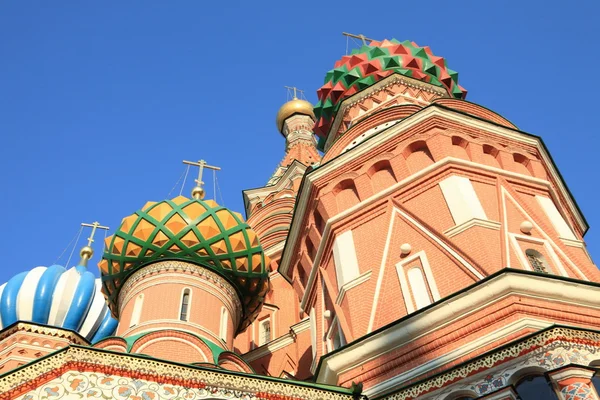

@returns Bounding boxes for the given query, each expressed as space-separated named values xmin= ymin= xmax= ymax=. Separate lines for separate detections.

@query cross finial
xmin=284 ymin=86 xmax=306 ymax=101
xmin=182 ymin=159 xmax=221 ymax=199
xmin=79 ymin=221 xmax=109 ymax=267
xmin=342 ymin=32 xmax=375 ymax=46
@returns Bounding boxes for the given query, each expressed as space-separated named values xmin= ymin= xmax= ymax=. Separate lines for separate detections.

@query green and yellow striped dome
xmin=99 ymin=195 xmax=270 ymax=332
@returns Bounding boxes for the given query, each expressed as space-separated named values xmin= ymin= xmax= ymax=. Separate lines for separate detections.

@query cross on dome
xmin=79 ymin=221 xmax=109 ymax=267
xmin=182 ymin=159 xmax=221 ymax=199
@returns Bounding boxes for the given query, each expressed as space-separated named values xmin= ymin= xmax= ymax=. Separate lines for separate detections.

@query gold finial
xmin=182 ymin=159 xmax=221 ymax=199
xmin=79 ymin=221 xmax=109 ymax=267
xmin=276 ymin=86 xmax=315 ymax=134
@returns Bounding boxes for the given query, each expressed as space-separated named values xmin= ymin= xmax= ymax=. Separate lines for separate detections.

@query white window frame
xmin=179 ymin=288 xmax=192 ymax=322
xmin=509 ymin=233 xmax=568 ymax=277
xmin=325 ymin=316 xmax=347 ymax=352
xmin=219 ymin=307 xmax=228 ymax=341
xmin=395 ymin=251 xmax=440 ymax=313
xmin=129 ymin=293 xmax=144 ymax=328
xmin=258 ymin=317 xmax=271 ymax=346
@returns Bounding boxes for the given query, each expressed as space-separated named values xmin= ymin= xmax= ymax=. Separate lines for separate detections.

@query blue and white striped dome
xmin=0 ymin=265 xmax=117 ymax=343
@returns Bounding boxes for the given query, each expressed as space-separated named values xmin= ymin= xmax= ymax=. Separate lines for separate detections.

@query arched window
xmin=220 ymin=307 xmax=228 ymax=340
xmin=129 ymin=293 xmax=144 ymax=328
xmin=259 ymin=318 xmax=271 ymax=346
xmin=515 ymin=375 xmax=558 ymax=399
xmin=525 ymin=249 xmax=550 ymax=274
xmin=179 ymin=289 xmax=191 ymax=321
xmin=592 ymin=372 xmax=600 ymax=394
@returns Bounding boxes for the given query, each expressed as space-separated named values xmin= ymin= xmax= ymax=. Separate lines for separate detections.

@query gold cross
xmin=79 ymin=221 xmax=109 ymax=266
xmin=342 ymin=32 xmax=375 ymax=46
xmin=284 ymin=86 xmax=306 ymax=100
xmin=182 ymin=159 xmax=221 ymax=199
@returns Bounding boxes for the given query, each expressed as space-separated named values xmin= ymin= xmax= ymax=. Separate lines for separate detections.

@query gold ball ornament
xmin=275 ymin=98 xmax=316 ymax=134
xmin=80 ymin=246 xmax=94 ymax=259
xmin=191 ymin=186 xmax=205 ymax=199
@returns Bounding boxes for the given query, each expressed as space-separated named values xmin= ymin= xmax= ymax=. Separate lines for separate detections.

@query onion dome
xmin=100 ymin=195 xmax=270 ymax=332
xmin=0 ymin=265 xmax=117 ymax=343
xmin=313 ymin=39 xmax=467 ymax=147
xmin=276 ymin=98 xmax=316 ymax=134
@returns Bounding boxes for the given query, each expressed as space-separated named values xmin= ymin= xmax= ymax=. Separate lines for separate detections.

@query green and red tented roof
xmin=313 ymin=39 xmax=467 ymax=149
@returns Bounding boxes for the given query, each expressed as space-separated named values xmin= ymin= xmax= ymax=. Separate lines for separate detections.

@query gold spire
xmin=182 ymin=159 xmax=221 ymax=199
xmin=79 ymin=221 xmax=109 ymax=267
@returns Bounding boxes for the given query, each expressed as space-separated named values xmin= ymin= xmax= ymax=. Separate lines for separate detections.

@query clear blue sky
xmin=1 ymin=2 xmax=599 ymax=283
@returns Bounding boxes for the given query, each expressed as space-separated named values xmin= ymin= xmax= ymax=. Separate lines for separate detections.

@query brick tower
xmin=277 ymin=38 xmax=600 ymax=399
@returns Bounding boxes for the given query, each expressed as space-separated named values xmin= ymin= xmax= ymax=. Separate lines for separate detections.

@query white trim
xmin=242 ymin=318 xmax=310 ymax=362
xmin=136 ymin=337 xmax=209 ymax=363
xmin=444 ymin=218 xmax=501 ymax=238
xmin=501 ymin=187 xmax=587 ymax=280
xmin=335 ymin=270 xmax=372 ymax=305
xmin=536 ymin=195 xmax=577 ymax=240
xmin=367 ymin=207 xmax=482 ymax=333
xmin=325 ymin=316 xmax=347 ymax=353
xmin=121 ymin=321 xmax=226 ymax=347
xmin=310 ymin=308 xmax=317 ymax=374
xmin=367 ymin=210 xmax=397 ymax=332
xmin=395 ymin=251 xmax=440 ymax=313
xmin=509 ymin=233 xmax=567 ymax=277
xmin=316 ymin=272 xmax=600 ymax=393
xmin=294 ymin=157 xmax=543 ymax=312
xmin=364 ymin=318 xmax=551 ymax=398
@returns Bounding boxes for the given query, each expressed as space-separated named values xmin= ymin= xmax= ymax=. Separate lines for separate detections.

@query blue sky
xmin=1 ymin=2 xmax=599 ymax=282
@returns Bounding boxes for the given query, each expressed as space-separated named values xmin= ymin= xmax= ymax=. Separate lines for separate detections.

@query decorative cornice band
xmin=118 ymin=260 xmax=241 ymax=313
xmin=0 ymin=322 xmax=88 ymax=346
xmin=0 ymin=346 xmax=353 ymax=400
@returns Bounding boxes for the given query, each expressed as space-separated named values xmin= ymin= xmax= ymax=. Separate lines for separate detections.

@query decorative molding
xmin=316 ymin=272 xmax=600 ymax=388
xmin=444 ymin=218 xmax=501 ymax=238
xmin=242 ymin=319 xmax=310 ymax=363
xmin=335 ymin=271 xmax=372 ymax=305
xmin=0 ymin=322 xmax=88 ymax=346
xmin=293 ymin=157 xmax=555 ymax=312
xmin=2 ymin=346 xmax=354 ymax=400
xmin=118 ymin=260 xmax=242 ymax=314
xmin=281 ymin=104 xmax=588 ymax=285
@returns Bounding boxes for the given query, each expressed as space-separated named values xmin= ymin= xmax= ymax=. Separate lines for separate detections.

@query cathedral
xmin=2 ymin=37 xmax=600 ymax=400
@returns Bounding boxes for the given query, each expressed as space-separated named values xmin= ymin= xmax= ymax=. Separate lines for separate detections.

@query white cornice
xmin=315 ymin=272 xmax=600 ymax=390
xmin=241 ymin=318 xmax=310 ymax=363
xmin=443 ymin=218 xmax=501 ymax=238
xmin=335 ymin=271 xmax=372 ymax=305
xmin=280 ymin=105 xmax=587 ymax=284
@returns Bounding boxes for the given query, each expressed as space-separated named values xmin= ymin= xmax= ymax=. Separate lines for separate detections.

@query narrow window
xmin=129 ymin=293 xmax=144 ymax=328
xmin=180 ymin=289 xmax=191 ymax=321
xmin=407 ymin=267 xmax=432 ymax=310
xmin=220 ymin=307 xmax=228 ymax=340
xmin=525 ymin=249 xmax=550 ymax=274
xmin=328 ymin=319 xmax=346 ymax=352
xmin=259 ymin=318 xmax=271 ymax=346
